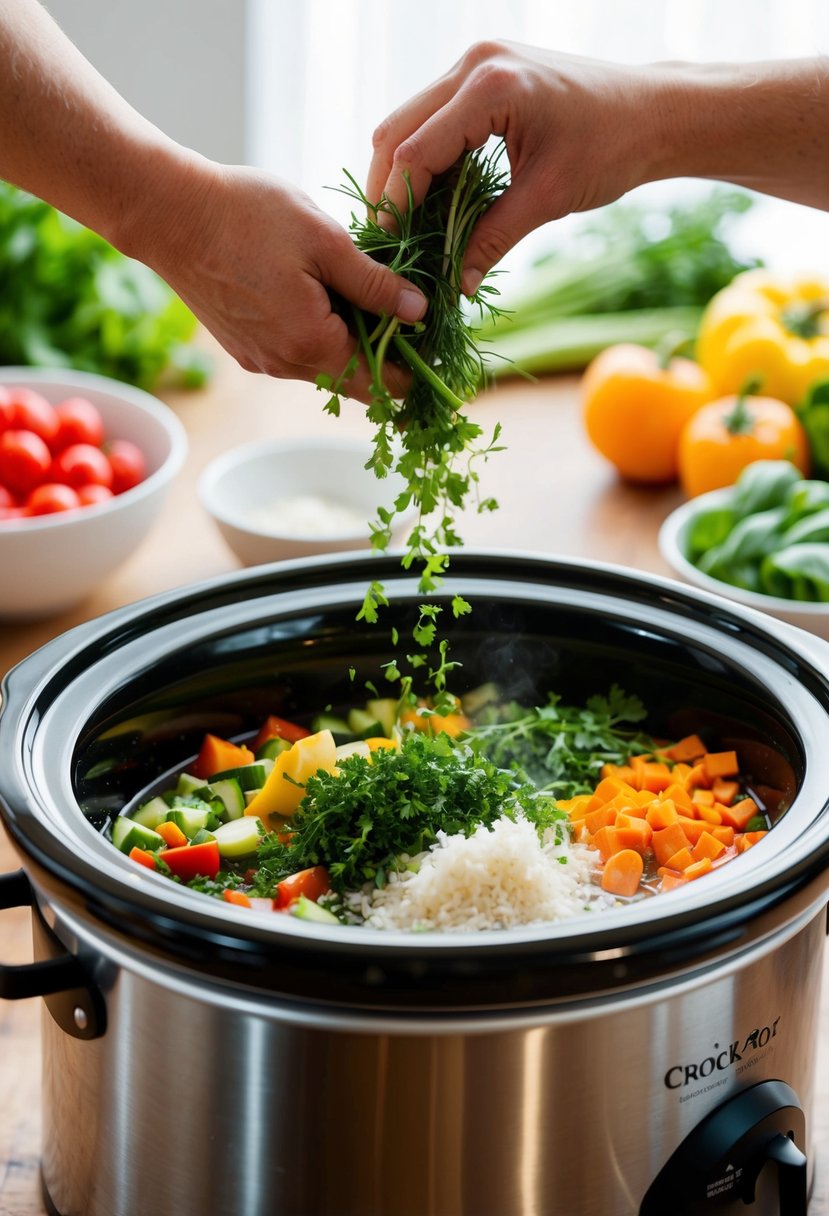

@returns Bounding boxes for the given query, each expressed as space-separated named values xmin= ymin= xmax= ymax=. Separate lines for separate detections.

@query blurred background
xmin=46 ymin=0 xmax=829 ymax=277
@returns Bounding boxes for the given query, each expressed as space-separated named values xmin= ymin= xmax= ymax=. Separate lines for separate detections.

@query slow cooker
xmin=1 ymin=551 xmax=828 ymax=1216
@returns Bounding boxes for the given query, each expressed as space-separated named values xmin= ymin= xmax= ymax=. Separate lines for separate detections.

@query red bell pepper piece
xmin=162 ymin=840 xmax=221 ymax=882
xmin=275 ymin=865 xmax=331 ymax=910
xmin=253 ymin=715 xmax=311 ymax=751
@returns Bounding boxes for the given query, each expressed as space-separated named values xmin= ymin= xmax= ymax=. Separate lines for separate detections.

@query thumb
xmin=460 ymin=186 xmax=548 ymax=297
xmin=328 ymin=244 xmax=427 ymax=324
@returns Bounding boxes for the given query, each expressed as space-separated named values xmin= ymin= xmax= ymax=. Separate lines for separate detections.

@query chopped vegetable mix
xmin=108 ymin=686 xmax=773 ymax=927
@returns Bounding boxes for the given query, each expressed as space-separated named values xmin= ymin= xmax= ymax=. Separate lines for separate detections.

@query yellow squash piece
xmin=245 ymin=729 xmax=337 ymax=819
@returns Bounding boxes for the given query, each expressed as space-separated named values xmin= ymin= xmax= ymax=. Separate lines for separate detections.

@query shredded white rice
xmin=344 ymin=814 xmax=613 ymax=932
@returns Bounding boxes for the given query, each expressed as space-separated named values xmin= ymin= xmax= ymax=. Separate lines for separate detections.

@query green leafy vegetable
xmin=683 ymin=459 xmax=829 ymax=602
xmin=0 ymin=181 xmax=210 ymax=389
xmin=797 ymin=378 xmax=829 ymax=478
xmin=466 ymin=685 xmax=654 ymax=798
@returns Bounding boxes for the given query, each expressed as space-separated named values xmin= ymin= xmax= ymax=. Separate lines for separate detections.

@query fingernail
xmin=462 ymin=268 xmax=484 ymax=298
xmin=396 ymin=288 xmax=427 ymax=323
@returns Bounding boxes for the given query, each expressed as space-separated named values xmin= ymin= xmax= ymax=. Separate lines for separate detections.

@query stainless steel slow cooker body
xmin=3 ymin=551 xmax=829 ymax=1216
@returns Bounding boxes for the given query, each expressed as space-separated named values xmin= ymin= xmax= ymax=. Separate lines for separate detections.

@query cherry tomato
xmin=52 ymin=397 xmax=105 ymax=452
xmin=52 ymin=443 xmax=114 ymax=489
xmin=0 ymin=506 xmax=26 ymax=522
xmin=0 ymin=387 xmax=12 ymax=435
xmin=0 ymin=429 xmax=52 ymax=495
xmin=26 ymin=483 xmax=82 ymax=516
xmin=105 ymin=439 xmax=146 ymax=494
xmin=0 ymin=484 xmax=18 ymax=510
xmin=7 ymin=388 xmax=59 ymax=446
xmin=76 ymin=483 xmax=114 ymax=507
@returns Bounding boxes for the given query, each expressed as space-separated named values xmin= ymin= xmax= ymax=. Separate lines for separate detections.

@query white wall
xmin=44 ymin=0 xmax=249 ymax=164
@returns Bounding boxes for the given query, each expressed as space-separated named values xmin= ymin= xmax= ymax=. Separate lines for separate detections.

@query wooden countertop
xmin=1 ymin=336 xmax=827 ymax=1212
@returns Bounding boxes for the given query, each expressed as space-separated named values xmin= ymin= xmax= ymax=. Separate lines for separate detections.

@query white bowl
xmin=658 ymin=489 xmax=829 ymax=639
xmin=0 ymin=367 xmax=187 ymax=620
xmin=199 ymin=436 xmax=418 ymax=566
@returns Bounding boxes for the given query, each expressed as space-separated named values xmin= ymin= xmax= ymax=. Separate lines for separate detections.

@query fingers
xmin=459 ymin=167 xmax=555 ymax=295
xmin=326 ymin=240 xmax=427 ymax=324
xmin=366 ymin=60 xmax=467 ymax=204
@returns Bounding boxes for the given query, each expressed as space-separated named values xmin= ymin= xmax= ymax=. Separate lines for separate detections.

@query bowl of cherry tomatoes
xmin=0 ymin=367 xmax=187 ymax=619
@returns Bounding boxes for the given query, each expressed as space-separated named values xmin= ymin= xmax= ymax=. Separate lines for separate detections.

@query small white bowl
xmin=0 ymin=367 xmax=187 ymax=620
xmin=199 ymin=436 xmax=418 ymax=566
xmin=658 ymin=489 xmax=829 ymax=639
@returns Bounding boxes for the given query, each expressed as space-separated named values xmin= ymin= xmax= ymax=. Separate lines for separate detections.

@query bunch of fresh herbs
xmin=320 ymin=145 xmax=509 ymax=616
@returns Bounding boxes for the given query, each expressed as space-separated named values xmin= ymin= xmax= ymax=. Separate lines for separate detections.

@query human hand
xmin=367 ymin=41 xmax=657 ymax=296
xmin=129 ymin=159 xmax=427 ymax=402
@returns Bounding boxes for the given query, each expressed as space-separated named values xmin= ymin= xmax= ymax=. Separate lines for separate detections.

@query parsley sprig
xmin=319 ymin=144 xmax=509 ymax=618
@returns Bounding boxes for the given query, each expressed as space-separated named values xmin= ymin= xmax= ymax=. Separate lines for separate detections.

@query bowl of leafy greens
xmin=658 ymin=458 xmax=829 ymax=638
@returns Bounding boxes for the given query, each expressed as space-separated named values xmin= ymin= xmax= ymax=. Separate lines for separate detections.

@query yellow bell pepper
xmin=696 ymin=269 xmax=829 ymax=407
xmin=245 ymin=729 xmax=337 ymax=819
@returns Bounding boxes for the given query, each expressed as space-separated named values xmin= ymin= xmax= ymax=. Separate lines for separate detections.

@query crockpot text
xmin=664 ymin=1017 xmax=781 ymax=1090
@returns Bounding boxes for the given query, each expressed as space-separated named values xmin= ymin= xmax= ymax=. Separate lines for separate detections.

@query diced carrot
xmin=600 ymin=849 xmax=644 ymax=897
xmin=663 ymin=782 xmax=694 ymax=811
xmin=676 ymin=816 xmax=710 ymax=844
xmin=646 ymin=799 xmax=679 ymax=831
xmin=687 ymin=763 xmax=709 ymax=791
xmin=222 ymin=888 xmax=253 ymax=908
xmin=584 ymin=776 xmax=630 ymax=812
xmin=557 ymin=795 xmax=591 ymax=817
xmin=600 ymin=763 xmax=636 ymax=784
xmin=614 ymin=815 xmax=653 ymax=853
xmin=712 ymin=778 xmax=740 ymax=806
xmin=639 ymin=762 xmax=673 ymax=793
xmin=692 ymin=831 xmax=727 ymax=863
xmin=615 ymin=798 xmax=648 ymax=819
xmin=670 ymin=762 xmax=694 ymax=786
xmin=128 ymin=846 xmax=157 ymax=870
xmin=652 ymin=823 xmax=692 ymax=867
xmin=684 ymin=857 xmax=714 ymax=880
xmin=155 ymin=820 xmax=188 ymax=849
xmin=702 ymin=750 xmax=739 ymax=782
xmin=585 ymin=805 xmax=619 ymax=836
xmin=591 ymin=825 xmax=622 ymax=861
xmin=735 ymin=830 xmax=769 ymax=853
xmin=692 ymin=788 xmax=716 ymax=808
xmin=696 ymin=802 xmax=723 ymax=825
xmin=709 ymin=825 xmax=736 ymax=847
xmin=665 ymin=734 xmax=708 ymax=763
xmin=191 ymin=733 xmax=255 ymax=781
xmin=635 ymin=789 xmax=657 ymax=807
xmin=718 ymin=798 xmax=761 ymax=831
xmin=665 ymin=846 xmax=695 ymax=871
xmin=660 ymin=871 xmax=690 ymax=892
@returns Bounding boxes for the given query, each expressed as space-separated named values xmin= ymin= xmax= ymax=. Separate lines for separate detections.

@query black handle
xmin=767 ymin=1132 xmax=808 ymax=1216
xmin=0 ymin=870 xmax=106 ymax=1039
